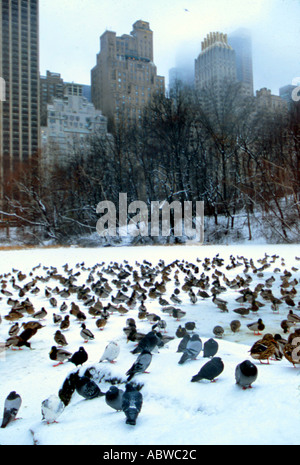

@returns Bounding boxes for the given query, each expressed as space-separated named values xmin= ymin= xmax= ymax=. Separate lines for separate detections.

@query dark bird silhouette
xmin=68 ymin=346 xmax=88 ymax=366
xmin=131 ymin=330 xmax=162 ymax=354
xmin=122 ymin=383 xmax=143 ymax=426
xmin=203 ymin=338 xmax=219 ymax=358
xmin=105 ymin=386 xmax=124 ymax=411
xmin=191 ymin=357 xmax=224 ymax=382
xmin=235 ymin=360 xmax=258 ymax=389
xmin=75 ymin=376 xmax=105 ymax=400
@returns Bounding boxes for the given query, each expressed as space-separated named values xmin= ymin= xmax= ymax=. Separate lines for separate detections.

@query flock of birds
xmin=1 ymin=251 xmax=300 ymax=429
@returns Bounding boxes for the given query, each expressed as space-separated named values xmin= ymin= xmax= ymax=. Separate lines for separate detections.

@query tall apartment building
xmin=195 ymin=32 xmax=237 ymax=101
xmin=91 ymin=20 xmax=165 ymax=126
xmin=0 ymin=0 xmax=40 ymax=185
xmin=40 ymin=71 xmax=64 ymax=126
xmin=228 ymin=28 xmax=254 ymax=97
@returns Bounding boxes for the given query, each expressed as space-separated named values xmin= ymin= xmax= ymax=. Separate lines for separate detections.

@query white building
xmin=42 ymin=83 xmax=109 ymax=167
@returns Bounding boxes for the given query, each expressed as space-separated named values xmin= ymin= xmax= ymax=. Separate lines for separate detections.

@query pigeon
xmin=105 ymin=386 xmax=124 ymax=411
xmin=131 ymin=331 xmax=161 ymax=354
xmin=176 ymin=334 xmax=190 ymax=353
xmin=235 ymin=360 xmax=258 ymax=390
xmin=41 ymin=395 xmax=65 ymax=424
xmin=68 ymin=346 xmax=88 ymax=366
xmin=126 ymin=350 xmax=152 ymax=381
xmin=203 ymin=338 xmax=219 ymax=358
xmin=178 ymin=334 xmax=202 ymax=364
xmin=99 ymin=341 xmax=120 ymax=364
xmin=1 ymin=391 xmax=22 ymax=428
xmin=122 ymin=383 xmax=143 ymax=426
xmin=191 ymin=357 xmax=224 ymax=382
xmin=75 ymin=376 xmax=105 ymax=400
xmin=58 ymin=371 xmax=79 ymax=407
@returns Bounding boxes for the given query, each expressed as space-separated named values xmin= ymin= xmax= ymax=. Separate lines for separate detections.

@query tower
xmin=195 ymin=32 xmax=237 ymax=94
xmin=91 ymin=20 xmax=165 ymax=127
xmin=228 ymin=28 xmax=254 ymax=97
xmin=0 ymin=0 xmax=40 ymax=190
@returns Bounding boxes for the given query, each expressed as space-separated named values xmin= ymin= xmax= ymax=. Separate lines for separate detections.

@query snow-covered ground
xmin=0 ymin=244 xmax=299 ymax=445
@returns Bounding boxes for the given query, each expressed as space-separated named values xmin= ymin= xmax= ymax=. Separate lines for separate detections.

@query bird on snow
xmin=60 ymin=315 xmax=70 ymax=331
xmin=99 ymin=341 xmax=120 ymax=364
xmin=68 ymin=346 xmax=88 ymax=367
xmin=247 ymin=318 xmax=265 ymax=335
xmin=126 ymin=349 xmax=152 ymax=381
xmin=1 ymin=391 xmax=22 ymax=428
xmin=230 ymin=320 xmax=241 ymax=333
xmin=54 ymin=330 xmax=68 ymax=347
xmin=213 ymin=325 xmax=224 ymax=339
xmin=75 ymin=376 xmax=105 ymax=400
xmin=235 ymin=360 xmax=258 ymax=390
xmin=41 ymin=395 xmax=65 ymax=424
xmin=176 ymin=334 xmax=190 ymax=353
xmin=191 ymin=357 xmax=224 ymax=383
xmin=80 ymin=323 xmax=95 ymax=343
xmin=105 ymin=386 xmax=124 ymax=411
xmin=203 ymin=338 xmax=219 ymax=358
xmin=122 ymin=383 xmax=143 ymax=426
xmin=131 ymin=330 xmax=162 ymax=354
xmin=49 ymin=346 xmax=72 ymax=367
xmin=178 ymin=334 xmax=202 ymax=364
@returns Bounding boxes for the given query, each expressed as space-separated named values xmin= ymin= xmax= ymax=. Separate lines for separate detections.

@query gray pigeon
xmin=203 ymin=338 xmax=219 ymax=358
xmin=131 ymin=331 xmax=162 ymax=354
xmin=1 ymin=391 xmax=22 ymax=428
xmin=176 ymin=334 xmax=190 ymax=353
xmin=122 ymin=383 xmax=143 ymax=426
xmin=178 ymin=334 xmax=202 ymax=364
xmin=75 ymin=376 xmax=105 ymax=400
xmin=235 ymin=360 xmax=258 ymax=389
xmin=41 ymin=395 xmax=65 ymax=424
xmin=105 ymin=386 xmax=124 ymax=411
xmin=126 ymin=350 xmax=152 ymax=381
xmin=191 ymin=357 xmax=224 ymax=382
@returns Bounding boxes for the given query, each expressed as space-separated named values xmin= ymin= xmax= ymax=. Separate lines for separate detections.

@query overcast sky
xmin=39 ymin=0 xmax=300 ymax=95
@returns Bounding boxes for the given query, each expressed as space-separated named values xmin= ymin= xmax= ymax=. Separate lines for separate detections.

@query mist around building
xmin=0 ymin=2 xmax=299 ymax=247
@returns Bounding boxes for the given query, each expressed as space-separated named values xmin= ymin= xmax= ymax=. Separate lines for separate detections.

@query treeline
xmin=1 ymin=81 xmax=300 ymax=244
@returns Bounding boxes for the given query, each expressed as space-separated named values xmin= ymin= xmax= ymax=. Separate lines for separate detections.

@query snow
xmin=0 ymin=244 xmax=300 ymax=445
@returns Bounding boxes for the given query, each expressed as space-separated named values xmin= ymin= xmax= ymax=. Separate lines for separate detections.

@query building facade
xmin=255 ymin=87 xmax=287 ymax=114
xmin=228 ymin=28 xmax=254 ymax=97
xmin=0 ymin=0 xmax=40 ymax=185
xmin=41 ymin=83 xmax=109 ymax=167
xmin=195 ymin=32 xmax=237 ymax=97
xmin=91 ymin=20 xmax=165 ymax=126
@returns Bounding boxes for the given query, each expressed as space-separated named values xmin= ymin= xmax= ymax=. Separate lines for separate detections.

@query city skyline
xmin=39 ymin=0 xmax=300 ymax=96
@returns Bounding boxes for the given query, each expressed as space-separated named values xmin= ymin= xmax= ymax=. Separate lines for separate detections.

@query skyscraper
xmin=91 ymin=20 xmax=165 ymax=126
xmin=228 ymin=28 xmax=254 ymax=97
xmin=195 ymin=32 xmax=237 ymax=99
xmin=0 ymin=0 xmax=40 ymax=186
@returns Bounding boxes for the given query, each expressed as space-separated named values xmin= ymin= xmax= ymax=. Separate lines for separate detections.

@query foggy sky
xmin=39 ymin=0 xmax=300 ymax=95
